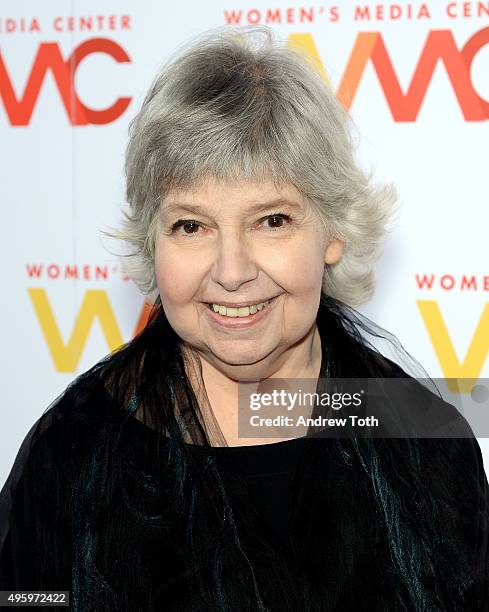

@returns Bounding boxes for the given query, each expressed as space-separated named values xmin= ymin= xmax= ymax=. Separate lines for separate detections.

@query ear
xmin=324 ymin=238 xmax=344 ymax=265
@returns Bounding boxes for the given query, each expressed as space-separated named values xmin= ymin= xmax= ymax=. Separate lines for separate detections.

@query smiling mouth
xmin=205 ymin=296 xmax=277 ymax=318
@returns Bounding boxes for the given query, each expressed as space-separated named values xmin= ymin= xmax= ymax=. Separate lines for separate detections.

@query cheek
xmin=154 ymin=242 xmax=201 ymax=305
xmin=266 ymin=237 xmax=325 ymax=292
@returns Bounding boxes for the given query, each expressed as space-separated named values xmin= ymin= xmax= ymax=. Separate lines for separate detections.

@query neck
xmin=181 ymin=323 xmax=323 ymax=445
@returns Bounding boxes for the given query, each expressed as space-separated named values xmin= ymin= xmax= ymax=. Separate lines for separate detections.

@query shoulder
xmin=0 ymin=354 xmax=128 ymax=502
xmin=31 ymin=357 xmax=123 ymax=443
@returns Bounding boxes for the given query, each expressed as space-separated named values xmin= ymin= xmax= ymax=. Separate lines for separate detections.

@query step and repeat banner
xmin=1 ymin=0 xmax=488 ymax=485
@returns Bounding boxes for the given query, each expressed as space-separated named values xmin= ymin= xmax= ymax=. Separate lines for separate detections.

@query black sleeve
xmin=0 ymin=416 xmax=73 ymax=591
xmin=463 ymin=436 xmax=489 ymax=607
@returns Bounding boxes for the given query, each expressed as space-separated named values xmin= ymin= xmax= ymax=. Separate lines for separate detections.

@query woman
xmin=0 ymin=25 xmax=488 ymax=611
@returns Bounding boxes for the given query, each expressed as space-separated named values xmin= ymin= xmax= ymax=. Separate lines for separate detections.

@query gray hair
xmin=114 ymin=24 xmax=397 ymax=307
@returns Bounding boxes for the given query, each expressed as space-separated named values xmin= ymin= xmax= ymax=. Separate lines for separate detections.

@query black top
xmin=1 ymin=297 xmax=488 ymax=611
xmin=137 ymin=421 xmax=310 ymax=554
xmin=213 ymin=436 xmax=308 ymax=551
xmin=2 ymin=400 xmax=486 ymax=611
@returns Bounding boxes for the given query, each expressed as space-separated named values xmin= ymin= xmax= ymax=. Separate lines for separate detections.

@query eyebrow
xmin=161 ymin=197 xmax=303 ymax=218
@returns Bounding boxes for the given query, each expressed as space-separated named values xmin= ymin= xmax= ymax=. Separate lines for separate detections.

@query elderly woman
xmin=0 ymin=25 xmax=488 ymax=611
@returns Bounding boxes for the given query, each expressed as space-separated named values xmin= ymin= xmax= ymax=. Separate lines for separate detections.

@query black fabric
xmin=1 ymin=298 xmax=489 ymax=611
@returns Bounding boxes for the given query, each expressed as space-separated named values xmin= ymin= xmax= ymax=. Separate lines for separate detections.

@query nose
xmin=210 ymin=230 xmax=259 ymax=292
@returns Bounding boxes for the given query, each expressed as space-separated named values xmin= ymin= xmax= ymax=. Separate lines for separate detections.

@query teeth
xmin=210 ymin=300 xmax=271 ymax=317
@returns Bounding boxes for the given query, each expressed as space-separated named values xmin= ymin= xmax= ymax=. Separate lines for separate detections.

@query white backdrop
xmin=1 ymin=0 xmax=488 ymax=486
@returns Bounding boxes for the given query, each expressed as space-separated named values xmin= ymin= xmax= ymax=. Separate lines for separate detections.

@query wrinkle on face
xmin=155 ymin=176 xmax=343 ymax=383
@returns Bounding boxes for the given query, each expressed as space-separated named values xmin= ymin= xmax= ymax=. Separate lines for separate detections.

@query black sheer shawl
xmin=1 ymin=294 xmax=488 ymax=611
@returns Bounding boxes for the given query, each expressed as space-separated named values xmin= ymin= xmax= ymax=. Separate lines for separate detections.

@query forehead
xmin=161 ymin=177 xmax=306 ymax=215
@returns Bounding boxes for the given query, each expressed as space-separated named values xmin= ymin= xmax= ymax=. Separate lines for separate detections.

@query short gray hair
xmin=115 ymin=24 xmax=397 ymax=307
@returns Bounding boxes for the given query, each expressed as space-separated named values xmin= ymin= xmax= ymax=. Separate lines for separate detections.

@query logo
xmin=0 ymin=38 xmax=131 ymax=125
xmin=289 ymin=27 xmax=489 ymax=121
xmin=29 ymin=288 xmax=150 ymax=372
xmin=417 ymin=300 xmax=489 ymax=392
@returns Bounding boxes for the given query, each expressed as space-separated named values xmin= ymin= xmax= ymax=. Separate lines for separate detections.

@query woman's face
xmin=154 ymin=177 xmax=343 ymax=380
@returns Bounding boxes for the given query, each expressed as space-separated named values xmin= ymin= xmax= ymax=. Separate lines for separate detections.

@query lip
xmin=204 ymin=299 xmax=274 ymax=308
xmin=203 ymin=295 xmax=280 ymax=329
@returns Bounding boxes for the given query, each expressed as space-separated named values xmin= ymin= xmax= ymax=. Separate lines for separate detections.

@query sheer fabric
xmin=1 ymin=296 xmax=488 ymax=611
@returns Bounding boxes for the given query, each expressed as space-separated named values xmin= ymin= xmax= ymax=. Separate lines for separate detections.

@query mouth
xmin=203 ymin=295 xmax=280 ymax=327
xmin=205 ymin=296 xmax=277 ymax=317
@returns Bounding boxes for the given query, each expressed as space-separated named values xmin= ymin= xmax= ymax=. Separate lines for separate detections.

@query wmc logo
xmin=28 ymin=288 xmax=151 ymax=372
xmin=2 ymin=29 xmax=488 ymax=125
xmin=0 ymin=38 xmax=131 ymax=125
xmin=290 ymin=28 xmax=489 ymax=121
xmin=417 ymin=301 xmax=489 ymax=392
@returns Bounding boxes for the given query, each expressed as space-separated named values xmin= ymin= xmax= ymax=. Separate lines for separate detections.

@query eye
xmin=169 ymin=212 xmax=293 ymax=237
xmin=170 ymin=219 xmax=203 ymax=236
xmin=259 ymin=213 xmax=292 ymax=230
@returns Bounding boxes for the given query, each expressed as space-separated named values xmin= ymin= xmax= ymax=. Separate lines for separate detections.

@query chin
xmin=210 ymin=346 xmax=274 ymax=369
xmin=215 ymin=353 xmax=268 ymax=368
xmin=220 ymin=364 xmax=273 ymax=384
